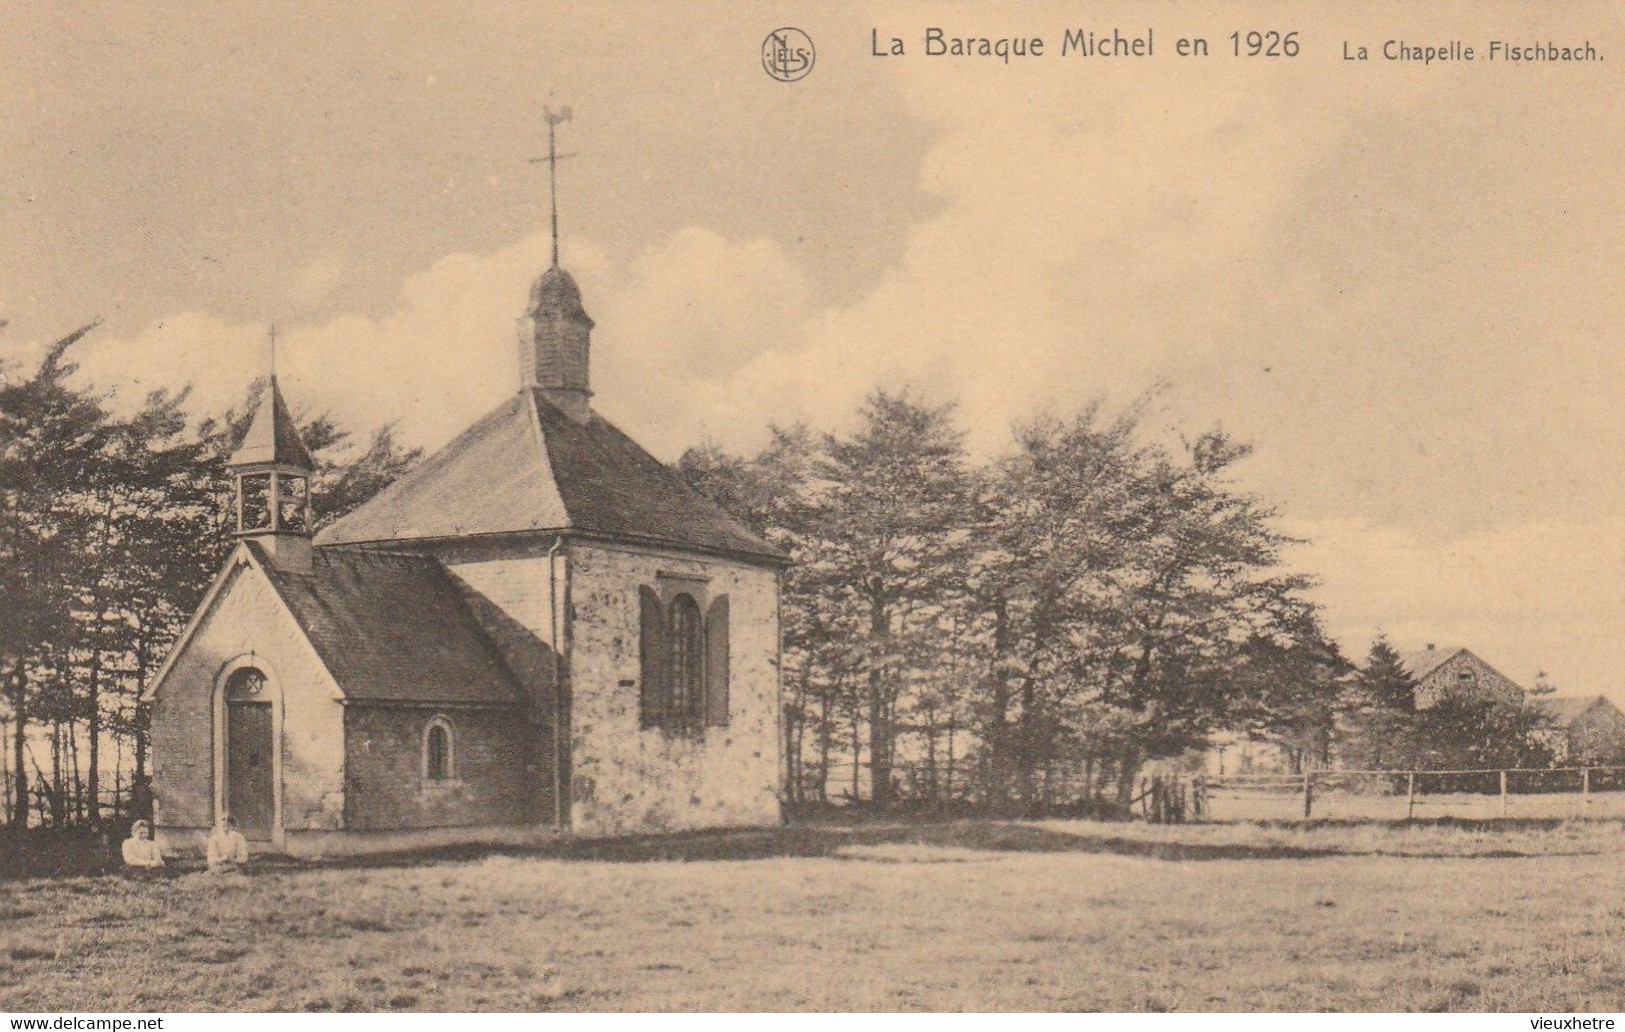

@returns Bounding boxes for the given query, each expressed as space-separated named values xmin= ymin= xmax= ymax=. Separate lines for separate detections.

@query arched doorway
xmin=223 ymin=666 xmax=275 ymax=840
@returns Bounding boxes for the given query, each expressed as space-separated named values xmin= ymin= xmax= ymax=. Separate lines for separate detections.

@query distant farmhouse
xmin=143 ymin=242 xmax=789 ymax=856
xmin=1211 ymin=643 xmax=1540 ymax=776
xmin=1390 ymin=647 xmax=1625 ymax=765
xmin=1532 ymin=695 xmax=1625 ymax=765
xmin=1395 ymin=644 xmax=1525 ymax=709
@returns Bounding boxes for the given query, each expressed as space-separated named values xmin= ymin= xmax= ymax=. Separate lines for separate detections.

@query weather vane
xmin=529 ymin=105 xmax=575 ymax=268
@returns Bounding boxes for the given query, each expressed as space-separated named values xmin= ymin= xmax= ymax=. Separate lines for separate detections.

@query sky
xmin=3 ymin=1 xmax=1621 ymax=697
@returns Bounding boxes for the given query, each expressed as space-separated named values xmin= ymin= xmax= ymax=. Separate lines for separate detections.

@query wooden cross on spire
xmin=529 ymin=105 xmax=575 ymax=268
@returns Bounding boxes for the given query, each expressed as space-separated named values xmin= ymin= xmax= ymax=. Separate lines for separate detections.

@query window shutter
xmin=639 ymin=586 xmax=667 ymax=729
xmin=705 ymin=595 xmax=730 ymax=726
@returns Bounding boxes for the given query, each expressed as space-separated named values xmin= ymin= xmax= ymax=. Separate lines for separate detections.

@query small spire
xmin=531 ymin=105 xmax=575 ymax=269
xmin=229 ymin=374 xmax=315 ymax=471
xmin=519 ymin=105 xmax=592 ymax=421
xmin=268 ymin=322 xmax=278 ymax=379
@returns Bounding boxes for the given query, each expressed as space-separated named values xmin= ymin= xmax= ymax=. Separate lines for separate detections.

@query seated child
xmin=120 ymin=819 xmax=165 ymax=869
xmin=205 ymin=814 xmax=251 ymax=872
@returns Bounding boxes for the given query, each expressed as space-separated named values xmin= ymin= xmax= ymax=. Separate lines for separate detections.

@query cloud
xmin=642 ymin=39 xmax=1396 ymax=457
xmin=591 ymin=228 xmax=813 ymax=447
xmin=72 ymin=230 xmax=558 ymax=447
xmin=69 ymin=226 xmax=813 ymax=458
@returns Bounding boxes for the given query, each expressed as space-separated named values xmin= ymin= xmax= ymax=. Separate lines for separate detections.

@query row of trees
xmin=681 ymin=392 xmax=1572 ymax=812
xmin=0 ymin=324 xmax=417 ymax=829
xmin=2 ymin=322 xmax=1558 ymax=828
xmin=679 ymin=390 xmax=1346 ymax=812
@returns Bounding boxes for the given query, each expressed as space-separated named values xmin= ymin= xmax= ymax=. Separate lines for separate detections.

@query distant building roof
xmin=314 ymin=389 xmax=784 ymax=563
xmin=250 ymin=542 xmax=524 ymax=707
xmin=229 ymin=376 xmax=315 ymax=471
xmin=1396 ymin=646 xmax=1464 ymax=682
xmin=1533 ymin=694 xmax=1616 ymax=727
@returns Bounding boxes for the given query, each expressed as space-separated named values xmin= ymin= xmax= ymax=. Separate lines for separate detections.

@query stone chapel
xmin=143 ymin=253 xmax=788 ymax=856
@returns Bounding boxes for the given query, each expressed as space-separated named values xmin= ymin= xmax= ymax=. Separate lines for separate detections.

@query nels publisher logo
xmin=762 ymin=27 xmax=815 ymax=82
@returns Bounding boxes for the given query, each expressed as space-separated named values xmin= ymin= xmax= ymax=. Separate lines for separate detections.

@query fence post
xmin=1406 ymin=771 xmax=1416 ymax=821
xmin=1302 ymin=771 xmax=1314 ymax=821
xmin=1499 ymin=769 xmax=1509 ymax=817
xmin=1582 ymin=767 xmax=1590 ymax=815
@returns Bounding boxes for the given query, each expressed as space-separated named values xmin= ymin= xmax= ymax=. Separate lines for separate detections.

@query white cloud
xmin=75 ymin=230 xmax=561 ymax=448
xmin=70 ymin=225 xmax=812 ymax=459
xmin=591 ymin=228 xmax=813 ymax=448
xmin=50 ymin=26 xmax=1619 ymax=698
xmin=637 ymin=48 xmax=1381 ymax=457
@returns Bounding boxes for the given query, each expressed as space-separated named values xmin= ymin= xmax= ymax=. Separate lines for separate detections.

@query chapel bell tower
xmin=518 ymin=265 xmax=594 ymax=421
xmin=228 ymin=374 xmax=315 ymax=571
xmin=515 ymin=104 xmax=594 ymax=423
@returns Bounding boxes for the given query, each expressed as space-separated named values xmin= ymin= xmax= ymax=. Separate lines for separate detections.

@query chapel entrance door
xmin=226 ymin=701 xmax=274 ymax=840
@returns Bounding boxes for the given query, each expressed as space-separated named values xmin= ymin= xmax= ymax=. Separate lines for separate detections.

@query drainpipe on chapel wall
xmin=548 ymin=534 xmax=572 ymax=831
xmin=776 ymin=566 xmax=787 ymax=822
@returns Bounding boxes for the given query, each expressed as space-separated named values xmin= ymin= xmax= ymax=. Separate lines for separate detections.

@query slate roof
xmin=315 ymin=389 xmax=785 ymax=562
xmin=1397 ymin=646 xmax=1464 ymax=682
xmin=1534 ymin=694 xmax=1613 ymax=727
xmin=229 ymin=376 xmax=316 ymax=470
xmin=248 ymin=541 xmax=524 ymax=706
xmin=528 ymin=266 xmax=593 ymax=326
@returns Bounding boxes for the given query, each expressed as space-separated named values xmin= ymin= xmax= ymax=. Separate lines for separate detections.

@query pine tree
xmin=0 ymin=321 xmax=112 ymax=826
xmin=974 ymin=402 xmax=1149 ymax=809
xmin=1227 ymin=625 xmax=1350 ymax=773
xmin=820 ymin=391 xmax=972 ymax=805
xmin=1341 ymin=637 xmax=1420 ymax=770
xmin=1 ymin=331 xmax=421 ymax=829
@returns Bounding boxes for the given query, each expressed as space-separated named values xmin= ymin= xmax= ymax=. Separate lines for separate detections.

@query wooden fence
xmin=797 ymin=759 xmax=1625 ymax=824
xmin=1199 ymin=765 xmax=1625 ymax=822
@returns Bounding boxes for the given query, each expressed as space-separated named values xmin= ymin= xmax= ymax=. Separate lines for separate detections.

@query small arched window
xmin=424 ymin=716 xmax=455 ymax=782
xmin=668 ymin=594 xmax=705 ymax=726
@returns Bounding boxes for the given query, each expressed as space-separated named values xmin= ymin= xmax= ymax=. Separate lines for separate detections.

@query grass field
xmin=3 ymin=817 xmax=1625 ymax=1012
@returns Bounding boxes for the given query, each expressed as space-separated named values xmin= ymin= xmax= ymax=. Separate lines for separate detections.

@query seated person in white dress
xmin=121 ymin=819 xmax=165 ymax=869
xmin=205 ymin=814 xmax=251 ymax=872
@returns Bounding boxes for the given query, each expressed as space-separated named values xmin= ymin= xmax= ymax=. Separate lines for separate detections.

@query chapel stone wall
xmin=343 ymin=705 xmax=535 ymax=830
xmin=566 ymin=541 xmax=782 ymax=835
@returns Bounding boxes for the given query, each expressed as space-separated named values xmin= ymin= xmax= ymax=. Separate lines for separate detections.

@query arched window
xmin=639 ymin=585 xmax=732 ymax=734
xmin=668 ymin=594 xmax=705 ymax=726
xmin=424 ymin=717 xmax=455 ymax=781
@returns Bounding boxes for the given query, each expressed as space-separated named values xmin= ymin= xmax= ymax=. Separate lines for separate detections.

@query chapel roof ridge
xmin=314 ymin=387 xmax=786 ymax=564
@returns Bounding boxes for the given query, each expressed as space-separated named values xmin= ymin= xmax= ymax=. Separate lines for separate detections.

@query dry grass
xmin=3 ymin=818 xmax=1624 ymax=1012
